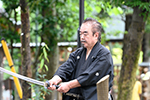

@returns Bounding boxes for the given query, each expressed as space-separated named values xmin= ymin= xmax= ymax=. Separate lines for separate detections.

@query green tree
xmin=103 ymin=0 xmax=150 ymax=100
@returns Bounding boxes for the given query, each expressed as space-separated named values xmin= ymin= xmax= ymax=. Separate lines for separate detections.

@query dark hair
xmin=82 ymin=18 xmax=102 ymax=42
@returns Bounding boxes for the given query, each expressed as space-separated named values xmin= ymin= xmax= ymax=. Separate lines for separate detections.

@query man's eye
xmin=84 ymin=33 xmax=87 ymax=36
xmin=79 ymin=32 xmax=88 ymax=36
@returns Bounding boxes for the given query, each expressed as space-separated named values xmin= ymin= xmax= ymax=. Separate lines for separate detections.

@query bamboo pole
xmin=1 ymin=38 xmax=23 ymax=99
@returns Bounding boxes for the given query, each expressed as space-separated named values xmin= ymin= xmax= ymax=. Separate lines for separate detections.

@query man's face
xmin=80 ymin=23 xmax=98 ymax=49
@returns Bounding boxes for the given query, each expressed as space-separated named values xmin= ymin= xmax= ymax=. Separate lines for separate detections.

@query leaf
xmin=39 ymin=59 xmax=44 ymax=71
xmin=46 ymin=57 xmax=49 ymax=62
xmin=95 ymin=6 xmax=101 ymax=12
xmin=45 ymin=44 xmax=50 ymax=51
xmin=43 ymin=48 xmax=47 ymax=59
xmin=39 ymin=53 xmax=43 ymax=60
xmin=44 ymin=64 xmax=48 ymax=71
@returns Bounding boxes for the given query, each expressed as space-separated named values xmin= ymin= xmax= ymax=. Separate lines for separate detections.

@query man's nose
xmin=80 ymin=34 xmax=84 ymax=39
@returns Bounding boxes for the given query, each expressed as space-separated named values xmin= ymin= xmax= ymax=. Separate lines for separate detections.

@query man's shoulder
xmin=70 ymin=47 xmax=84 ymax=56
xmin=76 ymin=47 xmax=84 ymax=51
xmin=97 ymin=43 xmax=110 ymax=54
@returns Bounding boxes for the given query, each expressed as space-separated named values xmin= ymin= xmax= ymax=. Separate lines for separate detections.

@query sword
xmin=0 ymin=67 xmax=84 ymax=99
xmin=0 ymin=67 xmax=59 ymax=89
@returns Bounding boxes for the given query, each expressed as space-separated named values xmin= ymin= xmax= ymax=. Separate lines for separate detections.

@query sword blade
xmin=0 ymin=67 xmax=44 ymax=86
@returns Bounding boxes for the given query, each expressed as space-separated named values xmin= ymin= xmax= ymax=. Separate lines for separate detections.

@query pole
xmin=77 ymin=0 xmax=84 ymax=48
xmin=1 ymin=38 xmax=23 ymax=99
xmin=96 ymin=75 xmax=109 ymax=100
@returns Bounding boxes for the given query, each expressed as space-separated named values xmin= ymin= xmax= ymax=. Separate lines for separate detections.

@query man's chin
xmin=81 ymin=43 xmax=84 ymax=47
xmin=81 ymin=43 xmax=87 ymax=48
xmin=81 ymin=44 xmax=85 ymax=48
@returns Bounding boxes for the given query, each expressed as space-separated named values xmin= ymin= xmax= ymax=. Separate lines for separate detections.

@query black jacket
xmin=54 ymin=42 xmax=114 ymax=100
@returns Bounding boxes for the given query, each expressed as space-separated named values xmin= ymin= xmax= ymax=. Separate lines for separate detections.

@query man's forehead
xmin=81 ymin=22 xmax=91 ymax=27
xmin=80 ymin=23 xmax=91 ymax=31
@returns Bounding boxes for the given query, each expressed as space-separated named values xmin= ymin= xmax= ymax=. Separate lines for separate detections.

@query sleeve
xmin=54 ymin=48 xmax=82 ymax=82
xmin=77 ymin=53 xmax=114 ymax=87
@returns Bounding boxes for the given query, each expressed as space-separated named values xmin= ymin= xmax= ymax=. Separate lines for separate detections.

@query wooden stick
xmin=96 ymin=75 xmax=109 ymax=100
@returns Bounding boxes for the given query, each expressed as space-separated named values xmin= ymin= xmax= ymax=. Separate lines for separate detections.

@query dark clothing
xmin=54 ymin=42 xmax=114 ymax=100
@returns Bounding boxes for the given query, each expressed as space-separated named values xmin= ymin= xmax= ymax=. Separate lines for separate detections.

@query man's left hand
xmin=57 ymin=82 xmax=71 ymax=93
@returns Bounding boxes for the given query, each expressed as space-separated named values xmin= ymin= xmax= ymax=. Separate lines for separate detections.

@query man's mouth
xmin=81 ymin=40 xmax=86 ymax=43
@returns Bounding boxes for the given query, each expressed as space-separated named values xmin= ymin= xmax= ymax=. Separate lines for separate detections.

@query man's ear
xmin=94 ymin=32 xmax=99 ymax=39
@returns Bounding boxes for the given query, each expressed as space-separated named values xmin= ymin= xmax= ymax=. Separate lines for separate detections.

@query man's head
xmin=80 ymin=18 xmax=102 ymax=49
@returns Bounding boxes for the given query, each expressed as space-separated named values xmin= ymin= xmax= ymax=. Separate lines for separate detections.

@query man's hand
xmin=57 ymin=82 xmax=71 ymax=93
xmin=57 ymin=79 xmax=81 ymax=93
xmin=47 ymin=75 xmax=62 ymax=90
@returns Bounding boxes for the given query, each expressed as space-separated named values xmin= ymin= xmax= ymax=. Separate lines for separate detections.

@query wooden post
xmin=96 ymin=75 xmax=109 ymax=100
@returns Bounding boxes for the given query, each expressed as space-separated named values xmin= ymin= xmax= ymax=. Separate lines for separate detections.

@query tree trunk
xmin=20 ymin=0 xmax=32 ymax=99
xmin=117 ymin=7 xmax=147 ymax=100
xmin=0 ymin=48 xmax=5 ymax=99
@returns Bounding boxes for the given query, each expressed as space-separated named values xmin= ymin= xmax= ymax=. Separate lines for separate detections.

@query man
xmin=48 ymin=18 xmax=114 ymax=100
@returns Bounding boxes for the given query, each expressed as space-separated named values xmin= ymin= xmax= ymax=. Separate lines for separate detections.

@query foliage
xmin=0 ymin=16 xmax=20 ymax=43
xmin=112 ymin=43 xmax=123 ymax=64
xmin=103 ymin=0 xmax=150 ymax=16
xmin=28 ymin=0 xmax=125 ymax=43
xmin=29 ymin=74 xmax=52 ymax=100
xmin=0 ymin=0 xmax=20 ymax=43
xmin=1 ymin=0 xmax=125 ymax=43
xmin=28 ymin=0 xmax=78 ymax=42
xmin=38 ymin=44 xmax=50 ymax=72
xmin=85 ymin=0 xmax=124 ymax=44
